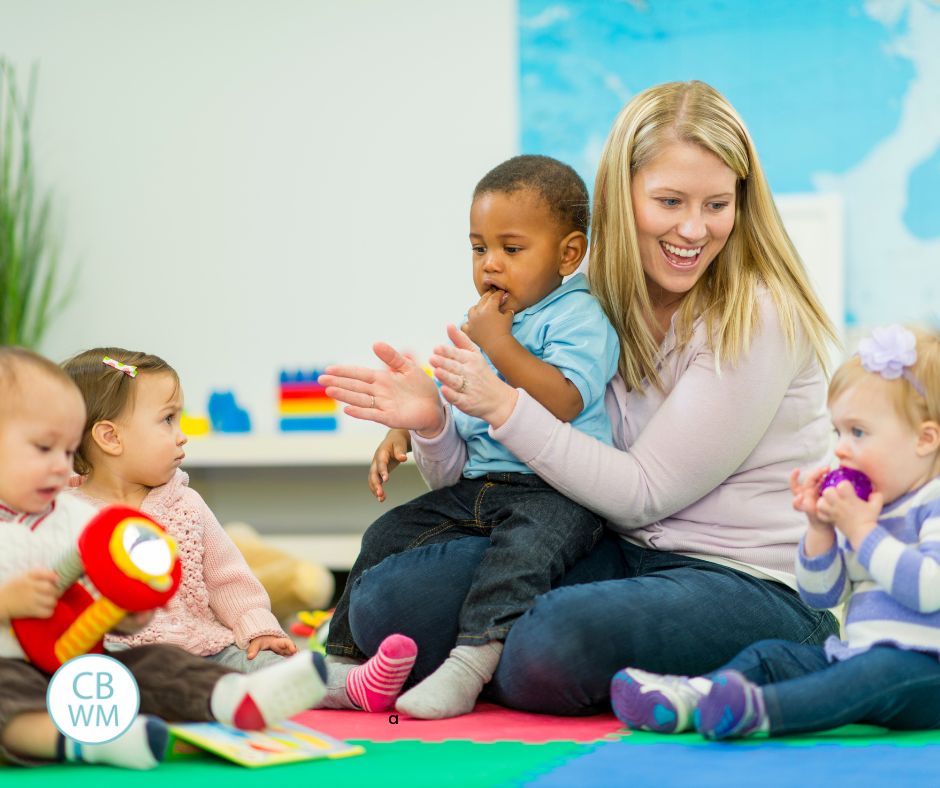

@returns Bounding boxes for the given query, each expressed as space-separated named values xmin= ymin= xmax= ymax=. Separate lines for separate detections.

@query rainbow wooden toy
xmin=278 ymin=370 xmax=338 ymax=432
xmin=12 ymin=506 xmax=181 ymax=674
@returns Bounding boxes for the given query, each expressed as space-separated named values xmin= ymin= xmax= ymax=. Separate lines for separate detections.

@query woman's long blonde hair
xmin=590 ymin=80 xmax=836 ymax=392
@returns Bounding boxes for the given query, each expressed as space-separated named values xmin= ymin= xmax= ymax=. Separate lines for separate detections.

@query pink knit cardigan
xmin=70 ymin=470 xmax=286 ymax=656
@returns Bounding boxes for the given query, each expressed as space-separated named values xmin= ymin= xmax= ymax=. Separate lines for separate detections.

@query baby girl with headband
xmin=610 ymin=324 xmax=940 ymax=739
xmin=64 ymin=349 xmax=416 ymax=710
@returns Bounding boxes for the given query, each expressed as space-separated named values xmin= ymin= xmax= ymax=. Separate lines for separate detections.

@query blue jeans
xmin=347 ymin=532 xmax=838 ymax=714
xmin=716 ymin=639 xmax=940 ymax=734
xmin=327 ymin=473 xmax=604 ymax=659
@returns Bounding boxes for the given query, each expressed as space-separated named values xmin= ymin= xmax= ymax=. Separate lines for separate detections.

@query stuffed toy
xmin=224 ymin=522 xmax=334 ymax=620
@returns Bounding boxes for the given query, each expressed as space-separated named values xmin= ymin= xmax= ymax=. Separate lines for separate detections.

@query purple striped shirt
xmin=796 ymin=475 xmax=940 ymax=662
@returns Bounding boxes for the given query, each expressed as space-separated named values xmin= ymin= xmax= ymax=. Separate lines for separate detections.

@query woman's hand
xmin=369 ymin=429 xmax=412 ymax=502
xmin=319 ymin=342 xmax=446 ymax=437
xmin=430 ymin=325 xmax=518 ymax=428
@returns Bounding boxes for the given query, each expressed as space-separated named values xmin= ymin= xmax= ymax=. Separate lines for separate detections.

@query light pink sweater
xmin=70 ymin=470 xmax=286 ymax=656
xmin=412 ymin=289 xmax=830 ymax=584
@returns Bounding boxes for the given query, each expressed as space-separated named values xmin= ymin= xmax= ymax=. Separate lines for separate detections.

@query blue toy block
xmin=279 ymin=369 xmax=326 ymax=384
xmin=208 ymin=390 xmax=252 ymax=433
xmin=278 ymin=416 xmax=338 ymax=432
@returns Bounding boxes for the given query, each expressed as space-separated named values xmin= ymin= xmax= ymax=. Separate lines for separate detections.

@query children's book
xmin=169 ymin=720 xmax=365 ymax=767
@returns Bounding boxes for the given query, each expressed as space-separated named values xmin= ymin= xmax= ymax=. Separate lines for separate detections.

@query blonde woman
xmin=320 ymin=80 xmax=841 ymax=715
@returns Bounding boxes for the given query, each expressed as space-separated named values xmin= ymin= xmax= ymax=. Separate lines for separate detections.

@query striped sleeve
xmin=796 ymin=537 xmax=849 ymax=609
xmin=856 ymin=518 xmax=940 ymax=614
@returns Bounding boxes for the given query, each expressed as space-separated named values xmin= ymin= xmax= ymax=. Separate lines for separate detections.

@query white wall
xmin=1 ymin=0 xmax=518 ymax=431
xmin=2 ymin=0 xmax=845 ymax=438
xmin=776 ymin=193 xmax=845 ymax=364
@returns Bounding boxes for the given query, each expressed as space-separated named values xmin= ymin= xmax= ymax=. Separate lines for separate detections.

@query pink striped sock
xmin=346 ymin=634 xmax=418 ymax=712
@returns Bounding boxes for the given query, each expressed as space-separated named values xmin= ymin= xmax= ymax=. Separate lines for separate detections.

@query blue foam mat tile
xmin=522 ymin=739 xmax=940 ymax=788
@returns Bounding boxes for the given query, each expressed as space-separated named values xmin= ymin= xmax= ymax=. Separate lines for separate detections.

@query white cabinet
xmin=182 ymin=432 xmax=428 ymax=570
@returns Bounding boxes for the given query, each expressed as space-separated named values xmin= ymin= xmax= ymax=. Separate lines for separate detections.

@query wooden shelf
xmin=179 ymin=430 xmax=428 ymax=555
xmin=181 ymin=431 xmax=387 ymax=468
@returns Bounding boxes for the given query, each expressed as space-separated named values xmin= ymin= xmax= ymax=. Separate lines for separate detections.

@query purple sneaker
xmin=694 ymin=670 xmax=766 ymax=740
xmin=610 ymin=668 xmax=711 ymax=733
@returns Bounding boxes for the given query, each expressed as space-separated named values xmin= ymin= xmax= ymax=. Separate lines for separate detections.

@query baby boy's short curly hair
xmin=473 ymin=155 xmax=590 ymax=236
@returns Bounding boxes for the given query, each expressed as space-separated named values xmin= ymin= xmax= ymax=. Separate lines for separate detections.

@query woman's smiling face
xmin=630 ymin=140 xmax=738 ymax=310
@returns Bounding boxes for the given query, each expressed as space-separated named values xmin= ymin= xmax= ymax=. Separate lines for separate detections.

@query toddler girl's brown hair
xmin=62 ymin=347 xmax=179 ymax=475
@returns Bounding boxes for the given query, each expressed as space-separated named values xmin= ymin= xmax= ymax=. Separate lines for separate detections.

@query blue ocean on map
xmin=519 ymin=0 xmax=940 ymax=329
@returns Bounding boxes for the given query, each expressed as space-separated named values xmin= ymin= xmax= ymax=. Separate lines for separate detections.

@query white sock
xmin=396 ymin=642 xmax=502 ymax=719
xmin=318 ymin=662 xmax=358 ymax=709
xmin=211 ymin=651 xmax=328 ymax=730
xmin=63 ymin=715 xmax=167 ymax=770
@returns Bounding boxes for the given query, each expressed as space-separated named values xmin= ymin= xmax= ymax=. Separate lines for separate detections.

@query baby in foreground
xmin=0 ymin=347 xmax=328 ymax=769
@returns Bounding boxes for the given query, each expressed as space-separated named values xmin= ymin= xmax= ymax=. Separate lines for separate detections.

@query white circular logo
xmin=46 ymin=654 xmax=140 ymax=744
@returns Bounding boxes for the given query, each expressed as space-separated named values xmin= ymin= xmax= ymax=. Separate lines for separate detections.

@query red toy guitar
xmin=12 ymin=505 xmax=181 ymax=674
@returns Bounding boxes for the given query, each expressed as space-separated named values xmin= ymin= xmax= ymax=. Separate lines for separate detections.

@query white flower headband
xmin=857 ymin=324 xmax=924 ymax=397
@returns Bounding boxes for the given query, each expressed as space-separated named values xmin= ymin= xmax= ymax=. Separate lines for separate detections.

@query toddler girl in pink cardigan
xmin=63 ymin=349 xmax=415 ymax=709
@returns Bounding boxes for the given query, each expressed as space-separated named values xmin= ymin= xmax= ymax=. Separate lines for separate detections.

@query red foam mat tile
xmin=294 ymin=702 xmax=624 ymax=743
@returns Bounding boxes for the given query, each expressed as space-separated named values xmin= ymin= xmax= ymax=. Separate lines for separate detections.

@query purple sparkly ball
xmin=819 ymin=467 xmax=873 ymax=501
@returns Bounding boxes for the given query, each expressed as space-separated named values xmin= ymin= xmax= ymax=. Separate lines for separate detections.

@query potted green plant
xmin=0 ymin=58 xmax=70 ymax=348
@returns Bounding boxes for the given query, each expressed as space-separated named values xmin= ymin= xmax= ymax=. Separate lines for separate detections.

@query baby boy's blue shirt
xmin=454 ymin=272 xmax=620 ymax=478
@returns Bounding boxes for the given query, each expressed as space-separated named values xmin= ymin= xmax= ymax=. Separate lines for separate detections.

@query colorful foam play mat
xmin=2 ymin=703 xmax=938 ymax=785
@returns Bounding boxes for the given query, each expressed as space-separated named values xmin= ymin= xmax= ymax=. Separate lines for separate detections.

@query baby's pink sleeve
xmin=197 ymin=496 xmax=287 ymax=648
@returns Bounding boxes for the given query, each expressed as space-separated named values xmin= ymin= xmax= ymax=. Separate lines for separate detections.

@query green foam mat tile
xmin=0 ymin=740 xmax=592 ymax=786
